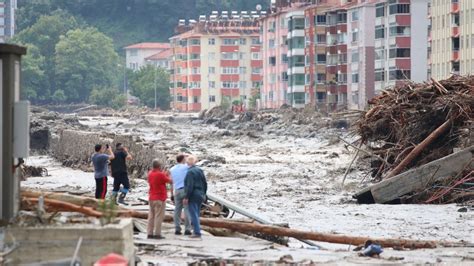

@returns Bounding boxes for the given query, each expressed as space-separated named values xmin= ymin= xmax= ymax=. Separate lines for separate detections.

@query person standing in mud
xmin=91 ymin=144 xmax=115 ymax=199
xmin=110 ymin=143 xmax=133 ymax=204
xmin=183 ymin=155 xmax=207 ymax=238
xmin=147 ymin=159 xmax=172 ymax=239
xmin=170 ymin=154 xmax=192 ymax=235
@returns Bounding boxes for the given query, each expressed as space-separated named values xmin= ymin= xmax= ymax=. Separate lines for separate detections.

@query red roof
xmin=145 ymin=48 xmax=173 ymax=60
xmin=124 ymin=42 xmax=170 ymax=50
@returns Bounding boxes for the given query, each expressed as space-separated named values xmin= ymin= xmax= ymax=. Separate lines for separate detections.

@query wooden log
xmin=20 ymin=195 xmax=466 ymax=249
xmin=354 ymin=146 xmax=474 ymax=204
xmin=384 ymin=119 xmax=453 ymax=179
xmin=22 ymin=190 xmax=99 ymax=208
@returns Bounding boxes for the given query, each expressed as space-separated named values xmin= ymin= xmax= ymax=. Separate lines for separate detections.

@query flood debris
xmin=354 ymin=76 xmax=474 ymax=204
xmin=21 ymin=165 xmax=48 ymax=178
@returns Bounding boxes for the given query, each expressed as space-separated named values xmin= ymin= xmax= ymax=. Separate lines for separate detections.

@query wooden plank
xmin=360 ymin=146 xmax=473 ymax=204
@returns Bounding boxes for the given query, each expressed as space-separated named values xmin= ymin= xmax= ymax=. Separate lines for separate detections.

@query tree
xmin=89 ymin=86 xmax=125 ymax=109
xmin=55 ymin=27 xmax=119 ymax=102
xmin=51 ymin=89 xmax=66 ymax=104
xmin=129 ymin=65 xmax=170 ymax=110
xmin=20 ymin=43 xmax=47 ymax=101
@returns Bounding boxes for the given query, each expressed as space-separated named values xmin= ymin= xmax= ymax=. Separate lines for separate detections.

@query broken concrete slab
xmin=354 ymin=146 xmax=474 ymax=204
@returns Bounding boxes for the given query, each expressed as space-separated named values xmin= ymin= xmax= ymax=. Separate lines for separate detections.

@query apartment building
xmin=0 ymin=0 xmax=16 ymax=43
xmin=124 ymin=42 xmax=171 ymax=70
xmin=430 ymin=0 xmax=474 ymax=79
xmin=144 ymin=48 xmax=172 ymax=69
xmin=169 ymin=11 xmax=263 ymax=112
xmin=372 ymin=0 xmax=429 ymax=96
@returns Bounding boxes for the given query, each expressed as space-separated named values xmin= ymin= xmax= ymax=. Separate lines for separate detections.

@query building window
xmin=316 ymin=73 xmax=326 ymax=83
xmin=209 ymin=81 xmax=215 ymax=88
xmin=222 ymin=52 xmax=238 ymax=60
xmin=222 ymin=67 xmax=239 ymax=74
xmin=251 ymin=52 xmax=261 ymax=60
xmin=251 ymin=67 xmax=262 ymax=74
xmin=190 ymin=39 xmax=200 ymax=45
xmin=305 ymin=17 xmax=310 ymax=28
xmin=316 ymin=54 xmax=326 ymax=64
xmin=375 ymin=68 xmax=385 ymax=81
xmin=376 ymin=4 xmax=385 ymax=17
xmin=389 ymin=26 xmax=410 ymax=36
xmin=239 ymin=67 xmax=246 ymax=74
xmin=208 ymin=38 xmax=215 ymax=45
xmin=282 ymin=72 xmax=288 ymax=81
xmin=191 ymin=67 xmax=200 ymax=74
xmin=351 ymin=51 xmax=359 ymax=62
xmin=239 ymin=81 xmax=247 ymax=89
xmin=189 ymin=82 xmax=201 ymax=88
xmin=316 ymin=34 xmax=326 ymax=44
xmin=129 ymin=49 xmax=138 ymax=56
xmin=289 ymin=37 xmax=305 ymax=49
xmin=223 ymin=38 xmax=239 ymax=45
xmin=389 ymin=4 xmax=410 ymax=15
xmin=251 ymin=37 xmax=260 ymax=45
xmin=209 ymin=95 xmax=216 ymax=102
xmin=269 ymin=74 xmax=276 ymax=84
xmin=375 ymin=26 xmax=385 ymax=39
xmin=190 ymin=53 xmax=200 ymax=60
xmin=315 ymin=14 xmax=326 ymax=25
xmin=208 ymin=67 xmax=215 ymax=74
xmin=193 ymin=96 xmax=199 ymax=103
xmin=290 ymin=55 xmax=305 ymax=67
xmin=352 ymin=30 xmax=358 ymax=42
xmin=352 ymin=73 xmax=359 ymax=83
xmin=352 ymin=10 xmax=359 ymax=21
xmin=389 ymin=48 xmax=410 ymax=58
xmin=269 ymin=39 xmax=275 ymax=48
xmin=222 ymin=81 xmax=238 ymax=88
xmin=282 ymin=54 xmax=288 ymax=63
xmin=291 ymin=74 xmax=305 ymax=86
xmin=269 ymin=56 xmax=276 ymax=66
xmin=389 ymin=69 xmax=410 ymax=80
xmin=305 ymin=74 xmax=310 ymax=85
xmin=240 ymin=38 xmax=246 ymax=45
xmin=337 ymin=12 xmax=347 ymax=24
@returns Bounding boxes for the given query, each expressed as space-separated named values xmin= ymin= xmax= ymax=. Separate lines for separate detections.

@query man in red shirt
xmin=147 ymin=159 xmax=172 ymax=239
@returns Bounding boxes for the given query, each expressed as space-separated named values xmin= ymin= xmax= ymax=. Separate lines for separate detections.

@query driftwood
xmin=20 ymin=191 xmax=467 ymax=249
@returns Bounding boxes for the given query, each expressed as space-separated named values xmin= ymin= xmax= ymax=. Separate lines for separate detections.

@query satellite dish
xmin=256 ymin=4 xmax=262 ymax=11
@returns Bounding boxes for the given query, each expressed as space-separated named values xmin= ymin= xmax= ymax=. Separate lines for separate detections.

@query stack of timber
xmin=354 ymin=75 xmax=474 ymax=204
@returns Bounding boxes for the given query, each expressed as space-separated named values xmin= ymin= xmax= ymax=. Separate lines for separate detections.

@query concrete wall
xmin=52 ymin=129 xmax=167 ymax=179
xmin=4 ymin=218 xmax=135 ymax=265
xmin=411 ymin=0 xmax=429 ymax=82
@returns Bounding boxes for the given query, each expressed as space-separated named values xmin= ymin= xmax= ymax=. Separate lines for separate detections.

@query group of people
xmin=91 ymin=144 xmax=208 ymax=239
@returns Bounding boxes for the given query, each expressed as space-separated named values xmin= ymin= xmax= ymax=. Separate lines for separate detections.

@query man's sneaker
xmin=184 ymin=230 xmax=192 ymax=236
xmin=118 ymin=193 xmax=127 ymax=204
xmin=147 ymin=235 xmax=154 ymax=239
xmin=175 ymin=231 xmax=182 ymax=235
xmin=154 ymin=235 xmax=165 ymax=239
xmin=189 ymin=234 xmax=201 ymax=239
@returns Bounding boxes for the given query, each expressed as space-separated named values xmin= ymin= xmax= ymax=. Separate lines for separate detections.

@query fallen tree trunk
xmin=385 ymin=119 xmax=453 ymax=179
xmin=20 ymin=193 xmax=465 ymax=249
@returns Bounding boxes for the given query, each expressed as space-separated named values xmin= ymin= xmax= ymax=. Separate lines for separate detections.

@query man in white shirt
xmin=170 ymin=154 xmax=191 ymax=235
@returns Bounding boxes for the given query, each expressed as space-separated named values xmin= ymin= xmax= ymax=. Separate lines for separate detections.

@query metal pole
xmin=154 ymin=67 xmax=157 ymax=110
xmin=123 ymin=64 xmax=127 ymax=108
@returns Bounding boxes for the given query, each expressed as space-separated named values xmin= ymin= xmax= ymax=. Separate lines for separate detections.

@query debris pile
xmin=355 ymin=76 xmax=473 ymax=203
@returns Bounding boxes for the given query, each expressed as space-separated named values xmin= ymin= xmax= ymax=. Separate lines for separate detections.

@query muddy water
xmin=24 ymin=114 xmax=474 ymax=252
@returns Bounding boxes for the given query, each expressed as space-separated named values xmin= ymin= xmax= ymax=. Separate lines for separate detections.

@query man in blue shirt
xmin=183 ymin=155 xmax=207 ymax=238
xmin=91 ymin=144 xmax=115 ymax=199
xmin=170 ymin=154 xmax=191 ymax=235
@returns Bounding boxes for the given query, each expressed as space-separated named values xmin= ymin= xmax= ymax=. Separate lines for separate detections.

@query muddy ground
xmin=23 ymin=111 xmax=474 ymax=264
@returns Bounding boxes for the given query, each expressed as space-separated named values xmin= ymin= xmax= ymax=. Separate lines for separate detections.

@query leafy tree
xmin=51 ymin=89 xmax=66 ymax=104
xmin=129 ymin=65 xmax=170 ymax=110
xmin=20 ymin=44 xmax=46 ymax=101
xmin=89 ymin=86 xmax=125 ymax=109
xmin=55 ymin=27 xmax=119 ymax=102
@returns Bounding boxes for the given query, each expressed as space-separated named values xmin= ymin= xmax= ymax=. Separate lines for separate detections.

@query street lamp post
xmin=154 ymin=67 xmax=157 ymax=110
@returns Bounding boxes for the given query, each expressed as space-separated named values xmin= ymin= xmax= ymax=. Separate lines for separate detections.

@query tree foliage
xmin=55 ymin=27 xmax=119 ymax=102
xmin=129 ymin=65 xmax=170 ymax=110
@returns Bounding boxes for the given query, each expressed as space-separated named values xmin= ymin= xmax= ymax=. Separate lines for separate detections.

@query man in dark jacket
xmin=111 ymin=143 xmax=132 ymax=204
xmin=183 ymin=155 xmax=207 ymax=238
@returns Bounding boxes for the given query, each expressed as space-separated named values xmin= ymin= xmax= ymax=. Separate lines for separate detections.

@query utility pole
xmin=154 ymin=67 xmax=157 ymax=110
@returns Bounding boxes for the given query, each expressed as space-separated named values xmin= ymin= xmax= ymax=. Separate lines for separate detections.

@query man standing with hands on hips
xmin=183 ymin=155 xmax=207 ymax=238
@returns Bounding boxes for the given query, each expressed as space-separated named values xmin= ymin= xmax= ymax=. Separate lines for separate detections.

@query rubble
xmin=354 ymin=76 xmax=474 ymax=204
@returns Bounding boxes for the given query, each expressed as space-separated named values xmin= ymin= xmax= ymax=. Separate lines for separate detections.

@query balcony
xmin=452 ymin=51 xmax=459 ymax=61
xmin=451 ymin=2 xmax=459 ymax=13
xmin=452 ymin=26 xmax=459 ymax=37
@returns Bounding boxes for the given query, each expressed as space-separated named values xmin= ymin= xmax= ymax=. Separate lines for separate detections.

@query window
xmin=223 ymin=38 xmax=238 ymax=45
xmin=292 ymin=92 xmax=305 ymax=104
xmin=222 ymin=81 xmax=238 ymax=88
xmin=208 ymin=38 xmax=215 ymax=45
xmin=305 ymin=17 xmax=310 ymax=28
xmin=239 ymin=81 xmax=247 ymax=89
xmin=389 ymin=48 xmax=410 ymax=58
xmin=282 ymin=53 xmax=288 ymax=63
xmin=191 ymin=67 xmax=200 ymax=74
xmin=316 ymin=73 xmax=326 ymax=83
xmin=239 ymin=52 xmax=245 ymax=60
xmin=209 ymin=81 xmax=215 ymax=88
xmin=269 ymin=74 xmax=276 ymax=84
xmin=291 ymin=18 xmax=305 ymax=30
xmin=222 ymin=52 xmax=238 ymax=60
xmin=269 ymin=56 xmax=276 ymax=66
xmin=190 ymin=53 xmax=200 ymax=60
xmin=240 ymin=38 xmax=246 ymax=45
xmin=290 ymin=55 xmax=305 ymax=67
xmin=375 ymin=68 xmax=385 ymax=81
xmin=316 ymin=54 xmax=326 ymax=64
xmin=352 ymin=10 xmax=359 ymax=21
xmin=375 ymin=26 xmax=385 ymax=39
xmin=389 ymin=26 xmax=410 ymax=36
xmin=222 ymin=67 xmax=238 ymax=74
xmin=251 ymin=52 xmax=261 ymax=60
xmin=252 ymin=81 xmax=261 ymax=88
xmin=239 ymin=67 xmax=246 ymax=74
xmin=282 ymin=36 xmax=288 ymax=46
xmin=269 ymin=91 xmax=274 ymax=101
xmin=189 ymin=82 xmax=201 ymax=88
xmin=352 ymin=73 xmax=359 ymax=83
xmin=268 ymin=21 xmax=276 ymax=32
xmin=315 ymin=15 xmax=327 ymax=25
xmin=316 ymin=34 xmax=326 ymax=44
xmin=337 ymin=12 xmax=347 ymax=24
xmin=208 ymin=67 xmax=215 ymax=74
xmin=282 ymin=72 xmax=288 ymax=81
xmin=208 ymin=52 xmax=215 ymax=60
xmin=305 ymin=74 xmax=310 ymax=85
xmin=193 ymin=96 xmax=199 ymax=103
xmin=289 ymin=37 xmax=305 ymax=49
xmin=305 ymin=55 xmax=310 ymax=66
xmin=389 ymin=69 xmax=411 ymax=80
xmin=209 ymin=95 xmax=216 ymax=102
xmin=190 ymin=39 xmax=200 ymax=45
xmin=352 ymin=30 xmax=358 ymax=42
xmin=389 ymin=4 xmax=410 ymax=15
xmin=291 ymin=74 xmax=305 ymax=86
xmin=252 ymin=67 xmax=262 ymax=74
xmin=351 ymin=51 xmax=359 ymax=62
xmin=269 ymin=39 xmax=275 ymax=48
xmin=251 ymin=38 xmax=260 ymax=45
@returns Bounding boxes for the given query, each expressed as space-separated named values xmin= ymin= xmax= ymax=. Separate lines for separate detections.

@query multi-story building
xmin=124 ymin=42 xmax=171 ymax=70
xmin=430 ymin=0 xmax=473 ymax=79
xmin=0 ymin=0 xmax=16 ymax=43
xmin=372 ymin=0 xmax=429 ymax=96
xmin=169 ymin=12 xmax=263 ymax=112
xmin=144 ymin=48 xmax=172 ymax=69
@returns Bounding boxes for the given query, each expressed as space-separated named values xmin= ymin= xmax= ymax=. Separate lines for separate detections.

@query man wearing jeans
xmin=170 ymin=154 xmax=191 ymax=235
xmin=183 ymin=155 xmax=207 ymax=238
